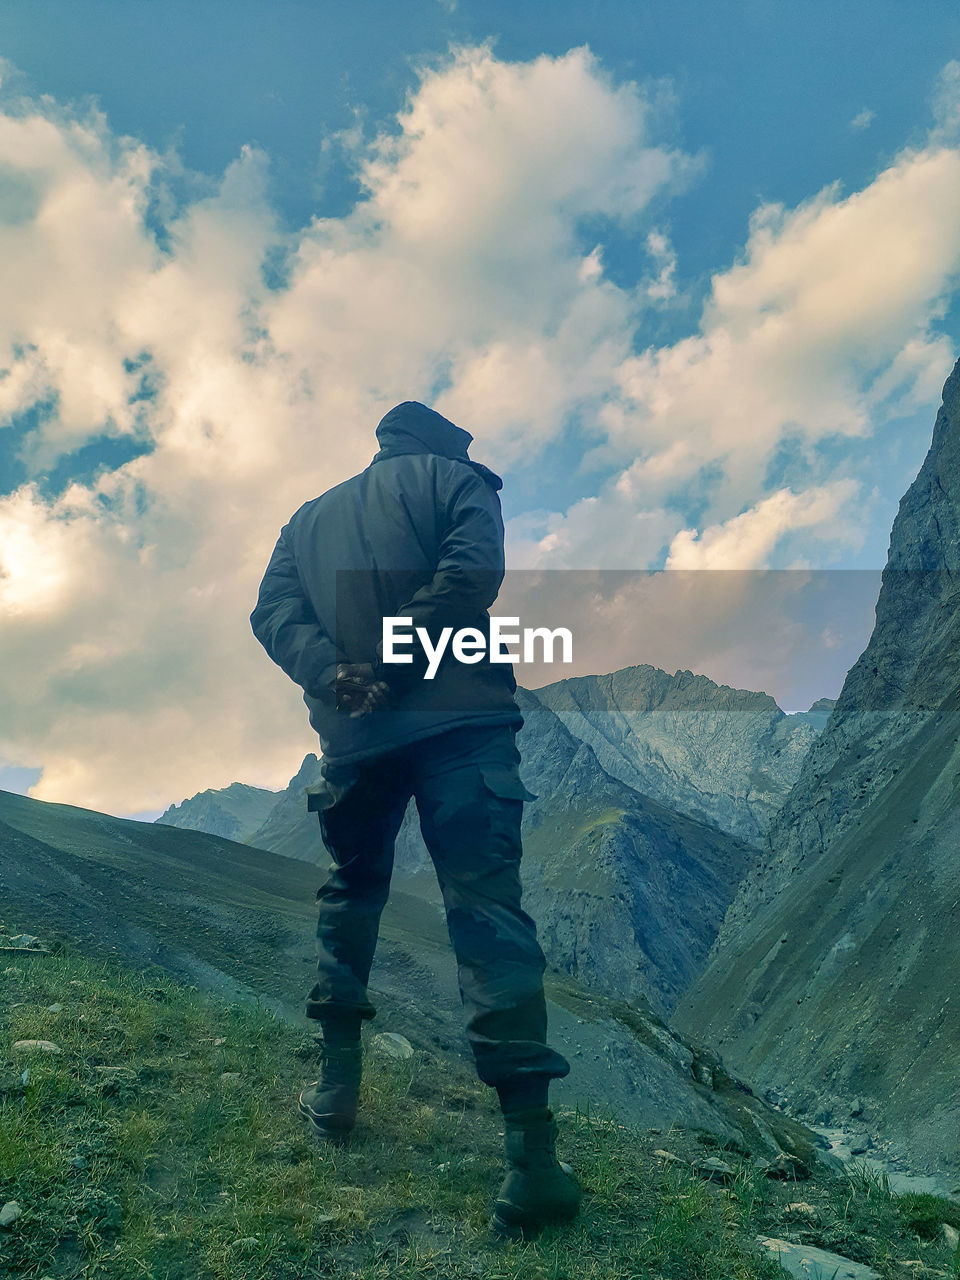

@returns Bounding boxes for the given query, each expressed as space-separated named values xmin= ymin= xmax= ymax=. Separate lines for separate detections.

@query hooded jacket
xmin=250 ymin=401 xmax=523 ymax=764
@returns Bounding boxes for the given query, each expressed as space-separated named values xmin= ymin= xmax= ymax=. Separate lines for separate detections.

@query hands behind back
xmin=335 ymin=663 xmax=392 ymax=718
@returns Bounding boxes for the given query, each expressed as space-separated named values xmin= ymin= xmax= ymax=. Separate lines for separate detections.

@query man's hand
xmin=335 ymin=663 xmax=391 ymax=718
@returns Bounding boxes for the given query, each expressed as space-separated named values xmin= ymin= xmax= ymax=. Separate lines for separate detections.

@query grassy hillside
xmin=4 ymin=950 xmax=960 ymax=1280
xmin=0 ymin=786 xmax=454 ymax=1020
xmin=0 ymin=785 xmax=809 ymax=1152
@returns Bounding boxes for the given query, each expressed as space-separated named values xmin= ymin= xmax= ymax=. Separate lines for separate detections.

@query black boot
xmin=298 ymin=1017 xmax=363 ymax=1139
xmin=491 ymin=1107 xmax=581 ymax=1238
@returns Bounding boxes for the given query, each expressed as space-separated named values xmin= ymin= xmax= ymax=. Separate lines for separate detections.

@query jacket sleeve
xmin=376 ymin=463 xmax=506 ymax=692
xmin=250 ymin=522 xmax=346 ymax=703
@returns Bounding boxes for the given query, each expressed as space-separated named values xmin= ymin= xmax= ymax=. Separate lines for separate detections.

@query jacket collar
xmin=370 ymin=400 xmax=503 ymax=490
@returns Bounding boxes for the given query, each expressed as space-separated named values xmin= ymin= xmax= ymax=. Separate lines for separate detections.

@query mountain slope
xmin=157 ymin=781 xmax=280 ymax=844
xmin=239 ymin=688 xmax=755 ymax=1016
xmin=534 ymin=666 xmax=827 ymax=845
xmin=0 ymin=785 xmax=825 ymax=1165
xmin=245 ymin=754 xmax=324 ymax=862
xmin=499 ymin=688 xmax=755 ymax=1014
xmin=171 ymin=671 xmax=832 ymax=859
xmin=17 ymin=952 xmax=933 ymax=1280
xmin=673 ymin=358 xmax=960 ymax=1180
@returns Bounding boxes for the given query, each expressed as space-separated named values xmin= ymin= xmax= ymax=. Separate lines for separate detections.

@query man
xmin=250 ymin=400 xmax=580 ymax=1237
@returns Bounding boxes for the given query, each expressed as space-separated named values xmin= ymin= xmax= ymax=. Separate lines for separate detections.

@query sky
xmin=1 ymin=1 xmax=959 ymax=817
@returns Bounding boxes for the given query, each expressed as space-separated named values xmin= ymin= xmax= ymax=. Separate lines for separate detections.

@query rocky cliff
xmin=159 ymin=664 xmax=835 ymax=1018
xmin=673 ymin=358 xmax=960 ymax=1179
xmin=534 ymin=666 xmax=827 ymax=846
xmin=183 ymin=666 xmax=829 ymax=866
xmin=244 ymin=755 xmax=324 ymax=863
xmin=501 ymin=688 xmax=755 ymax=1015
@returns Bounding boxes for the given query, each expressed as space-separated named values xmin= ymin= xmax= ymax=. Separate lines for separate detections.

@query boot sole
xmin=298 ymin=1091 xmax=356 ymax=1142
xmin=490 ymin=1187 xmax=581 ymax=1240
xmin=490 ymin=1204 xmax=580 ymax=1240
xmin=490 ymin=1212 xmax=525 ymax=1240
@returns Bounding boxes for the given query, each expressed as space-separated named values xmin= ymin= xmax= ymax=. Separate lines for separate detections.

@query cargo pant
xmin=305 ymin=722 xmax=570 ymax=1092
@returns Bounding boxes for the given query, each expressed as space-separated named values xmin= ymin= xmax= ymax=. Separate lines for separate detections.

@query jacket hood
xmin=371 ymin=400 xmax=503 ymax=490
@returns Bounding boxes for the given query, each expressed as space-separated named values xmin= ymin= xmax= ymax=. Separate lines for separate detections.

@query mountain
xmin=245 ymin=754 xmax=324 ymax=862
xmin=0 ymin=785 xmax=832 ymax=1171
xmin=534 ymin=666 xmax=829 ymax=846
xmin=157 ymin=781 xmax=280 ymax=844
xmin=238 ymin=688 xmax=754 ymax=1017
xmin=477 ymin=687 xmax=755 ymax=1015
xmin=673 ymin=358 xmax=960 ymax=1181
xmin=170 ymin=669 xmax=832 ymax=859
xmin=797 ymin=697 xmax=838 ymax=734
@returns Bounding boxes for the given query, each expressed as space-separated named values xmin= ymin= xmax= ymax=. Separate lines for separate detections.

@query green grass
xmin=2 ymin=951 xmax=960 ymax=1280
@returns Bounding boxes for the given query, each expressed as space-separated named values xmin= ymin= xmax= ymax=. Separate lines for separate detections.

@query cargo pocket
xmin=306 ymin=769 xmax=357 ymax=862
xmin=305 ymin=764 xmax=360 ymax=814
xmin=305 ymin=780 xmax=336 ymax=814
xmin=474 ymin=765 xmax=536 ymax=863
xmin=478 ymin=765 xmax=538 ymax=804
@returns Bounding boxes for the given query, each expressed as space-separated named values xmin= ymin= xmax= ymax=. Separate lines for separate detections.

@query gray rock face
xmin=534 ymin=666 xmax=826 ymax=846
xmin=512 ymin=688 xmax=755 ymax=1014
xmin=757 ymin=1238 xmax=880 ymax=1280
xmin=370 ymin=688 xmax=755 ymax=1016
xmin=157 ymin=782 xmax=279 ymax=844
xmin=243 ymin=690 xmax=754 ymax=1015
xmin=0 ymin=1202 xmax=22 ymax=1229
xmin=246 ymin=755 xmax=324 ymax=862
xmin=674 ymin=358 xmax=960 ymax=1180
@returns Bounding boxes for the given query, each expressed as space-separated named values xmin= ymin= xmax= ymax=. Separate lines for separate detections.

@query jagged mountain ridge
xmin=505 ymin=688 xmax=755 ymax=1015
xmin=174 ymin=665 xmax=830 ymax=865
xmin=673 ymin=357 xmax=960 ymax=1180
xmin=245 ymin=755 xmax=322 ymax=863
xmin=157 ymin=781 xmax=280 ymax=844
xmin=238 ymin=687 xmax=755 ymax=1017
xmin=0 ymin=785 xmax=830 ymax=1169
xmin=534 ymin=666 xmax=831 ymax=846
xmin=161 ymin=663 xmax=836 ymax=1015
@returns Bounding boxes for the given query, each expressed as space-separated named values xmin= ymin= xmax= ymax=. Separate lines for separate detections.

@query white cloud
xmin=0 ymin=46 xmax=689 ymax=812
xmin=270 ymin=46 xmax=691 ymax=462
xmin=931 ymin=60 xmax=960 ymax=141
xmin=507 ymin=488 xmax=676 ymax=569
xmin=597 ymin=136 xmax=960 ymax=527
xmin=850 ymin=108 xmax=875 ymax=131
xmin=3 ymin=48 xmax=959 ymax=814
xmin=644 ymin=229 xmax=677 ymax=301
xmin=665 ymin=480 xmax=862 ymax=570
xmin=493 ymin=567 xmax=881 ymax=713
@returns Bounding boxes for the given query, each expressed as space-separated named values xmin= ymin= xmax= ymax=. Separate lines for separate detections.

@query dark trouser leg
xmin=306 ymin=754 xmax=412 ymax=1024
xmin=412 ymin=725 xmax=569 ymax=1104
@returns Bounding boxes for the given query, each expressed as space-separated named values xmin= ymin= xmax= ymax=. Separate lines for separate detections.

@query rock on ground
xmin=12 ymin=1040 xmax=61 ymax=1054
xmin=758 ymin=1237 xmax=880 ymax=1280
xmin=0 ymin=1202 xmax=22 ymax=1228
xmin=372 ymin=1032 xmax=415 ymax=1060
